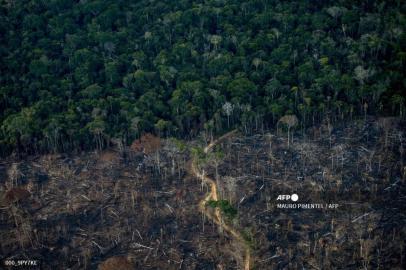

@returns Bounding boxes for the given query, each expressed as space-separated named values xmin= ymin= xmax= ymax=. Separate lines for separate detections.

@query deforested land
xmin=1 ymin=117 xmax=405 ymax=269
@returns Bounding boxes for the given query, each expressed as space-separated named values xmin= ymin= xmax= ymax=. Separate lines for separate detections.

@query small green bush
xmin=207 ymin=199 xmax=237 ymax=219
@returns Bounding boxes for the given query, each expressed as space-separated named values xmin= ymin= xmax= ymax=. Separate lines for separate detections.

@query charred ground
xmin=210 ymin=117 xmax=406 ymax=269
xmin=0 ymin=141 xmax=237 ymax=269
xmin=0 ymin=117 xmax=405 ymax=270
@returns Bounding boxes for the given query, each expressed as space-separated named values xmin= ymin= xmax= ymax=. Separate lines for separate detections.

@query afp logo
xmin=277 ymin=194 xmax=299 ymax=202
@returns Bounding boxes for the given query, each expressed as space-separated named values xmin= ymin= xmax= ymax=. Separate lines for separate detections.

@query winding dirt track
xmin=190 ymin=130 xmax=251 ymax=270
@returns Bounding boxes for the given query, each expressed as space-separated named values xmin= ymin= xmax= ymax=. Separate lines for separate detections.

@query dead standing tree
xmin=376 ymin=117 xmax=400 ymax=148
xmin=7 ymin=163 xmax=25 ymax=188
xmin=130 ymin=133 xmax=162 ymax=173
xmin=277 ymin=115 xmax=298 ymax=148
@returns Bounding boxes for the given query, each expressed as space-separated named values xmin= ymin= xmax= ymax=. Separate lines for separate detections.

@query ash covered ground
xmin=210 ymin=117 xmax=406 ymax=269
xmin=1 ymin=117 xmax=405 ymax=270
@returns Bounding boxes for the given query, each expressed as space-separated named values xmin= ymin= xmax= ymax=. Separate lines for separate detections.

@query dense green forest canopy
xmin=0 ymin=0 xmax=405 ymax=156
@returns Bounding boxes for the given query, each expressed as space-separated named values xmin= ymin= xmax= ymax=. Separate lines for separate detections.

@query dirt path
xmin=190 ymin=130 xmax=251 ymax=270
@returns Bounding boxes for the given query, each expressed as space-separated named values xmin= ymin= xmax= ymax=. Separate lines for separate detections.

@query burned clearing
xmin=207 ymin=117 xmax=406 ymax=269
xmin=0 ymin=139 xmax=238 ymax=269
xmin=0 ymin=117 xmax=405 ymax=270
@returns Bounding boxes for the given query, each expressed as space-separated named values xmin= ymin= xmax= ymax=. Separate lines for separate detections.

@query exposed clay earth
xmin=0 ymin=117 xmax=405 ymax=270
